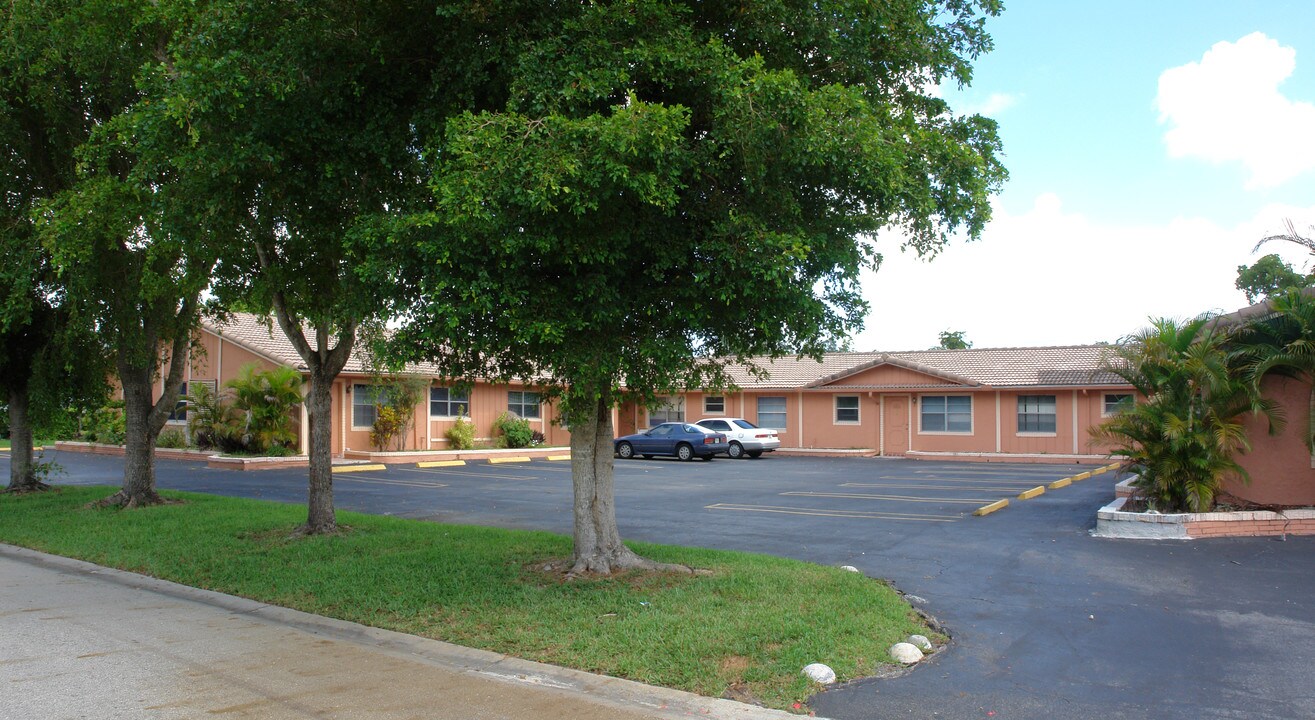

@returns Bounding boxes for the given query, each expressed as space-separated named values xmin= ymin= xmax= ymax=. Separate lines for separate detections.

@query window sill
xmin=918 ymin=430 xmax=974 ymax=436
xmin=833 ymin=421 xmax=862 ymax=426
xmin=1016 ymin=432 xmax=1058 ymax=437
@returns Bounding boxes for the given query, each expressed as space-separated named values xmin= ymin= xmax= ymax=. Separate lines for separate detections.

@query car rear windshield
xmin=733 ymin=419 xmax=758 ymax=429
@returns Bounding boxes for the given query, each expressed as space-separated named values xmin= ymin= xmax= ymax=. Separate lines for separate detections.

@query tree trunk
xmin=302 ymin=370 xmax=337 ymax=534
xmin=5 ymin=384 xmax=44 ymax=493
xmin=568 ymin=396 xmax=690 ymax=576
xmin=102 ymin=366 xmax=165 ymax=507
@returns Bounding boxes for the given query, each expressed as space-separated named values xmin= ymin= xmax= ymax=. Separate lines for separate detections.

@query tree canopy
xmin=1236 ymin=254 xmax=1311 ymax=304
xmin=938 ymin=330 xmax=972 ymax=350
xmin=386 ymin=0 xmax=1008 ymax=572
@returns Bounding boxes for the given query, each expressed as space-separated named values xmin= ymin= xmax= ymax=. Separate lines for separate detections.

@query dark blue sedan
xmin=614 ymin=422 xmax=729 ymax=461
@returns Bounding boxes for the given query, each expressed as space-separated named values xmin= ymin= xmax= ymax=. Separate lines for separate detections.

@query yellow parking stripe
xmin=417 ymin=460 xmax=466 ymax=468
xmin=547 ymin=454 xmax=572 ymax=461
xmin=333 ymin=464 xmax=387 ymax=474
xmin=706 ymin=503 xmax=959 ymax=522
xmin=488 ymin=456 xmax=531 ymax=464
xmin=782 ymin=491 xmax=996 ymax=504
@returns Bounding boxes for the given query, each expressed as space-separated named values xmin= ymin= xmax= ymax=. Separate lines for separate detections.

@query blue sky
xmin=853 ymin=1 xmax=1315 ymax=351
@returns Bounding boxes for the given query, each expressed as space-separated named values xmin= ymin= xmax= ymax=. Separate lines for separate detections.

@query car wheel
xmin=747 ymin=450 xmax=763 ymax=458
xmin=676 ymin=443 xmax=694 ymax=461
xmin=727 ymin=441 xmax=744 ymax=459
xmin=617 ymin=442 xmax=634 ymax=459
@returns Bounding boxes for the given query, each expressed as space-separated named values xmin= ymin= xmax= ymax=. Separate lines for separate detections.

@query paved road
xmin=15 ymin=450 xmax=1315 ymax=719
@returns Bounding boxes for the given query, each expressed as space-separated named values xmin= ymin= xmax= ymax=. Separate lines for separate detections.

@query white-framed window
xmin=704 ymin=395 xmax=725 ymax=414
xmin=1103 ymin=393 xmax=1134 ymax=417
xmin=835 ymin=395 xmax=860 ymax=424
xmin=757 ymin=396 xmax=787 ymax=429
xmin=430 ymin=387 xmax=470 ymax=418
xmin=167 ymin=382 xmax=188 ymax=423
xmin=508 ymin=390 xmax=541 ymax=419
xmin=352 ymin=384 xmax=386 ymax=429
xmin=920 ymin=395 xmax=972 ymax=433
xmin=1017 ymin=395 xmax=1057 ymax=433
xmin=650 ymin=395 xmax=685 ymax=424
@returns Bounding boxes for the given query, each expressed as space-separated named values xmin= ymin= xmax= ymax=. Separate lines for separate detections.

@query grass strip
xmin=0 ymin=486 xmax=935 ymax=711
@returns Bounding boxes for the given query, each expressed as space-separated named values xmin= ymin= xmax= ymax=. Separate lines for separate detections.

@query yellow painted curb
xmin=1017 ymin=485 xmax=1046 ymax=500
xmin=1088 ymin=467 xmax=1107 ymax=476
xmin=1072 ymin=471 xmax=1092 ymax=481
xmin=1105 ymin=462 xmax=1121 ymax=471
xmin=488 ymin=456 xmax=531 ymax=464
xmin=546 ymin=454 xmax=572 ymax=461
xmin=333 ymin=464 xmax=387 ymax=474
xmin=1048 ymin=478 xmax=1072 ymax=490
xmin=973 ymin=499 xmax=1010 ymax=516
xmin=417 ymin=460 xmax=466 ymax=468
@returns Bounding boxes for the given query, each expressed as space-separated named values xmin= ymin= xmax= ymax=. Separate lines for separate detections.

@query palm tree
xmin=1235 ymin=287 xmax=1315 ymax=454
xmin=225 ymin=364 xmax=304 ymax=452
xmin=1252 ymin=219 xmax=1315 ymax=257
xmin=1092 ymin=316 xmax=1280 ymax=513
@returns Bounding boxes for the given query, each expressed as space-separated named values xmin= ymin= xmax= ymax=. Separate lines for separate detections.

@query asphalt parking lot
xmin=7 ymin=448 xmax=1315 ymax=720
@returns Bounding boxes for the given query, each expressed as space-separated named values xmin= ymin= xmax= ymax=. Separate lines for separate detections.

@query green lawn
xmin=0 ymin=486 xmax=935 ymax=711
xmin=0 ymin=438 xmax=57 ymax=451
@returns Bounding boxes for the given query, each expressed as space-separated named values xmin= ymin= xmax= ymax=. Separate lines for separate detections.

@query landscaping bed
xmin=0 ymin=486 xmax=937 ymax=712
xmin=1095 ymin=478 xmax=1315 ymax=539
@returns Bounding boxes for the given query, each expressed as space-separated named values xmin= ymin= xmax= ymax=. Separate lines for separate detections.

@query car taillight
xmin=704 ymin=436 xmax=719 ymax=444
xmin=756 ymin=432 xmax=773 ymax=438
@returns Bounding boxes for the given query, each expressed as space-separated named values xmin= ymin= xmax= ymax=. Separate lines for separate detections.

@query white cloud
xmin=963 ymin=92 xmax=1019 ymax=117
xmin=853 ymin=194 xmax=1315 ymax=351
xmin=1156 ymin=32 xmax=1315 ymax=188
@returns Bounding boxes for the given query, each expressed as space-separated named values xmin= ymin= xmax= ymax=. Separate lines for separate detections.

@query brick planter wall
xmin=1096 ymin=492 xmax=1315 ymax=539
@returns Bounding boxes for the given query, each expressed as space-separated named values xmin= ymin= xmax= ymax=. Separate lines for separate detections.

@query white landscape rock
xmin=889 ymin=643 xmax=925 ymax=664
xmin=802 ymin=663 xmax=837 ymax=684
xmin=906 ymin=634 xmax=933 ymax=651
xmin=839 ymin=565 xmax=860 ymax=573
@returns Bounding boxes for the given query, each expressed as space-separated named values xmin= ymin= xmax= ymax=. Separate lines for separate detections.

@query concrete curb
xmin=0 ymin=544 xmax=810 ymax=720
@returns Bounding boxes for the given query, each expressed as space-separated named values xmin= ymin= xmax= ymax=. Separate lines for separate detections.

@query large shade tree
xmin=390 ymin=0 xmax=1008 ymax=574
xmin=151 ymin=0 xmax=472 ymax=532
xmin=0 ymin=0 xmax=163 ymax=495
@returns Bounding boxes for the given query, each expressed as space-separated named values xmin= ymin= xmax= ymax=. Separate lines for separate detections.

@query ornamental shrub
xmin=494 ymin=411 xmax=533 ymax=449
xmin=445 ymin=411 xmax=476 ymax=450
xmin=156 ymin=427 xmax=187 ymax=449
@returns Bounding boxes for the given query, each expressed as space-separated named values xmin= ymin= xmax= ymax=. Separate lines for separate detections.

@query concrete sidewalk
xmin=0 ymin=545 xmax=801 ymax=720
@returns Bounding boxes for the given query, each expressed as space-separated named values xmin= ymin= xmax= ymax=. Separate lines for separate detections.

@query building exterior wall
xmin=425 ymin=383 xmax=570 ymax=449
xmin=154 ymin=332 xmax=1141 ymax=467
xmin=664 ymin=384 xmax=1128 ymax=461
xmin=838 ymin=365 xmax=956 ymax=387
xmin=1229 ymin=374 xmax=1315 ymax=506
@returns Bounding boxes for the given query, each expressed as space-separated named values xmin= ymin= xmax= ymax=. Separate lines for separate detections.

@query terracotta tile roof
xmin=202 ymin=313 xmax=441 ymax=376
xmin=723 ymin=345 xmax=1127 ymax=390
xmin=206 ymin=314 xmax=1126 ymax=390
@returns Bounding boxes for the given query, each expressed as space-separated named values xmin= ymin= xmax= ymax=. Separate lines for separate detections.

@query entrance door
xmin=883 ymin=396 xmax=910 ymax=456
